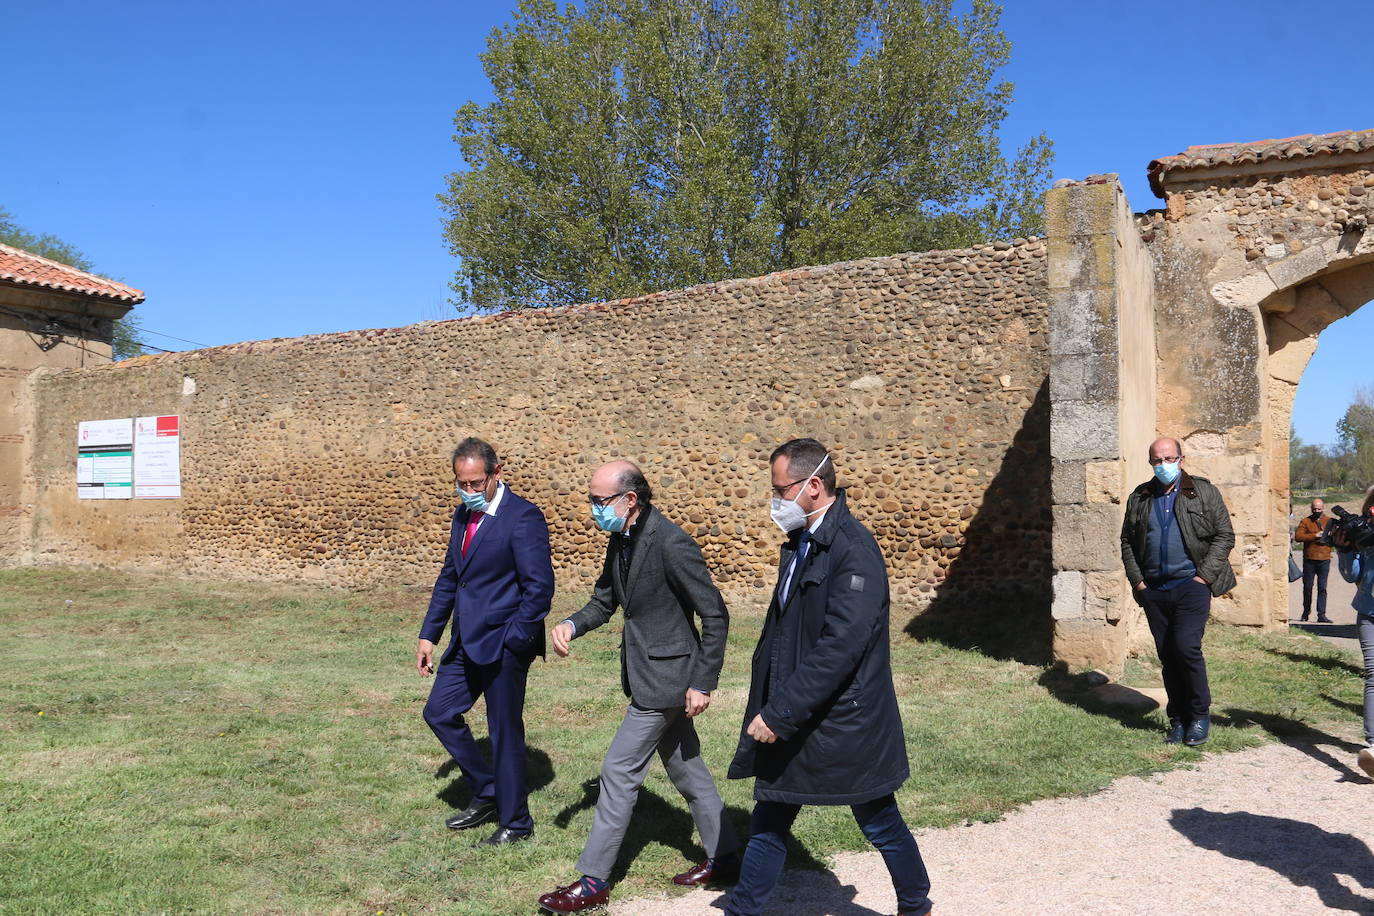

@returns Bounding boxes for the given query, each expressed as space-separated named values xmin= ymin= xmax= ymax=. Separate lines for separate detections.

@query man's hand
xmin=1135 ymin=582 xmax=1147 ymax=591
xmin=1192 ymin=576 xmax=1210 ymax=585
xmin=416 ymin=638 xmax=436 ymax=676
xmin=551 ymin=621 xmax=575 ymax=657
xmin=685 ymin=688 xmax=710 ymax=717
xmin=746 ymin=713 xmax=778 ymax=744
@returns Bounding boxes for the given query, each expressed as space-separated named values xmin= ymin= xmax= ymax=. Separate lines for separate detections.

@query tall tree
xmin=0 ymin=207 xmax=148 ymax=360
xmin=441 ymin=0 xmax=1053 ymax=309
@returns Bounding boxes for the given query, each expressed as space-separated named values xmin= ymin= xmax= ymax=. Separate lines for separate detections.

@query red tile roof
xmin=0 ymin=243 xmax=144 ymax=303
xmin=1148 ymin=128 xmax=1374 ymax=197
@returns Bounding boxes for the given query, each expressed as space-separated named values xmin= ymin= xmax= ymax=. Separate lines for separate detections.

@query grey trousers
xmin=576 ymin=703 xmax=740 ymax=880
xmin=1360 ymin=617 xmax=1374 ymax=746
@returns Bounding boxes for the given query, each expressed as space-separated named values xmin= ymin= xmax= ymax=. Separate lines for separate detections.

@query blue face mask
xmin=591 ymin=495 xmax=628 ymax=533
xmin=457 ymin=486 xmax=490 ymax=513
xmin=1153 ymin=461 xmax=1181 ymax=486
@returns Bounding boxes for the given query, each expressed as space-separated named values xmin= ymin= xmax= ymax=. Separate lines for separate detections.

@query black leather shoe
xmin=481 ymin=825 xmax=534 ymax=846
xmin=1317 ymin=617 xmax=1332 ymax=623
xmin=1184 ymin=716 xmax=1210 ymax=747
xmin=672 ymin=854 xmax=740 ymax=887
xmin=1164 ymin=718 xmax=1185 ymax=744
xmin=445 ymin=800 xmax=497 ymax=830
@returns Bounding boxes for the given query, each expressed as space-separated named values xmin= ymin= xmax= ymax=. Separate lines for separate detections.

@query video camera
xmin=1321 ymin=505 xmax=1374 ymax=551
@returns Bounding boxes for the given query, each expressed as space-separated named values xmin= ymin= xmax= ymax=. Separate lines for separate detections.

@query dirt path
xmin=618 ymin=736 xmax=1374 ymax=915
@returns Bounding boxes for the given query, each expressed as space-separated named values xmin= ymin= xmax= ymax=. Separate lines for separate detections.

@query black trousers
xmin=1140 ymin=579 xmax=1212 ymax=721
xmin=1302 ymin=557 xmax=1330 ymax=619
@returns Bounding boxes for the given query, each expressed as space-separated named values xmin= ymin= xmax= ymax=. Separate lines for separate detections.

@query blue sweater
xmin=1336 ymin=547 xmax=1374 ymax=620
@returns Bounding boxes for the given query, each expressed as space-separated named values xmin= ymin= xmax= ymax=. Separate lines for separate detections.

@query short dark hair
xmin=616 ymin=464 xmax=653 ymax=505
xmin=770 ymin=438 xmax=836 ymax=494
xmin=451 ymin=437 xmax=499 ymax=473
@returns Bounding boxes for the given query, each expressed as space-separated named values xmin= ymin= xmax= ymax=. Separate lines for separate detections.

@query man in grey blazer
xmin=536 ymin=461 xmax=739 ymax=914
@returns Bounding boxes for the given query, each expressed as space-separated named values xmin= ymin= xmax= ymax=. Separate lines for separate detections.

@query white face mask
xmin=769 ymin=454 xmax=830 ymax=533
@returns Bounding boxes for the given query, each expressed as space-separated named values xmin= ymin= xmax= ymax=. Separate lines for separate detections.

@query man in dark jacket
xmin=723 ymin=438 xmax=932 ymax=916
xmin=536 ymin=461 xmax=739 ymax=914
xmin=1121 ymin=436 xmax=1236 ymax=747
xmin=1294 ymin=497 xmax=1333 ymax=622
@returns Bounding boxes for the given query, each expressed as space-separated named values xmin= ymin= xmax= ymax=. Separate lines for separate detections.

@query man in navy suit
xmin=417 ymin=437 xmax=555 ymax=846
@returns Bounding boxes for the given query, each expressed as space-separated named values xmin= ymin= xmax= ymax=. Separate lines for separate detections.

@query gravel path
xmin=617 ymin=740 xmax=1374 ymax=915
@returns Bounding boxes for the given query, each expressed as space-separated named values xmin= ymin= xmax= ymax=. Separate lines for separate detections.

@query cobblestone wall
xmin=24 ymin=242 xmax=1050 ymax=610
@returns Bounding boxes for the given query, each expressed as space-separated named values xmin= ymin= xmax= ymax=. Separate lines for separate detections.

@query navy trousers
xmin=422 ymin=645 xmax=534 ymax=832
xmin=1302 ymin=557 xmax=1330 ymax=619
xmin=1140 ymin=578 xmax=1212 ymax=721
xmin=724 ymin=794 xmax=932 ymax=916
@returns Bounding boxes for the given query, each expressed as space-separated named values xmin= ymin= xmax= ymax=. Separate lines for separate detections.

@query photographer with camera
xmin=1331 ymin=486 xmax=1374 ymax=779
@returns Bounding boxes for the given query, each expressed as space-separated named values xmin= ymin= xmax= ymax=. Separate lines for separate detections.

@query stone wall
xmin=21 ymin=243 xmax=1052 ymax=620
xmin=1144 ymin=146 xmax=1374 ymax=632
xmin=1045 ymin=177 xmax=1156 ymax=674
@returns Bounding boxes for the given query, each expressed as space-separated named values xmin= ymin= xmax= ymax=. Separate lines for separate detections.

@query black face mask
xmin=1311 ymin=510 xmax=1324 ymax=518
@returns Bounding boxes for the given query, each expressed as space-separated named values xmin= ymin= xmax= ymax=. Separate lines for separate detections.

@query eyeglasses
xmin=456 ymin=473 xmax=491 ymax=493
xmin=770 ymin=477 xmax=811 ymax=498
xmin=589 ymin=491 xmax=628 ymax=508
xmin=1147 ymin=456 xmax=1182 ymax=466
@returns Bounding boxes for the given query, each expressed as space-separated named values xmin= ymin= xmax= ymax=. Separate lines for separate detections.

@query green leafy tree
xmin=1338 ymin=384 xmax=1374 ymax=486
xmin=441 ymin=0 xmax=1053 ymax=309
xmin=0 ymin=206 xmax=147 ymax=359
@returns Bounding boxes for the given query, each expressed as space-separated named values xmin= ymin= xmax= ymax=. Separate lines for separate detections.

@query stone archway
xmin=1263 ymin=256 xmax=1374 ymax=615
xmin=1049 ymin=129 xmax=1374 ymax=675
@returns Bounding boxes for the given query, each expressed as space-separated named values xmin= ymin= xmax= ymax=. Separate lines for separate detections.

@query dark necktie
xmin=784 ymin=530 xmax=811 ymax=602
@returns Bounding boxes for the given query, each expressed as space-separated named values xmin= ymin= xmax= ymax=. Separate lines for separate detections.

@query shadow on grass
xmin=1321 ymin=692 xmax=1363 ymax=716
xmin=550 ymin=779 xmax=758 ymax=883
xmin=433 ymin=741 xmax=555 ymax=809
xmin=903 ymin=380 xmax=1053 ymax=666
xmin=1220 ymin=708 xmax=1368 ymax=782
xmin=1265 ymin=646 xmax=1362 ymax=676
xmin=1289 ymin=622 xmax=1359 ymax=640
xmin=1035 ymin=663 xmax=1161 ymax=733
xmin=1171 ymin=808 xmax=1374 ymax=913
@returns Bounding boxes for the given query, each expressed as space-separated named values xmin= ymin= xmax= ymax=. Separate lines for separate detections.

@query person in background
xmin=1294 ymin=497 xmax=1333 ymax=623
xmin=1332 ymin=486 xmax=1374 ymax=779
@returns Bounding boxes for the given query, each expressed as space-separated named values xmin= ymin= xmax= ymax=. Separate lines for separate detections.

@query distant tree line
xmin=1291 ymin=383 xmax=1374 ymax=492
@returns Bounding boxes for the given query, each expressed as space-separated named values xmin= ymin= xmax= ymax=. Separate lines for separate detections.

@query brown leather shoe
xmin=538 ymin=879 xmax=610 ymax=913
xmin=672 ymin=855 xmax=740 ymax=887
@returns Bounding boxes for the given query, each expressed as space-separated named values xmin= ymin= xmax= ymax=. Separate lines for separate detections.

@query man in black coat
xmin=724 ymin=438 xmax=932 ymax=916
xmin=536 ymin=461 xmax=739 ymax=914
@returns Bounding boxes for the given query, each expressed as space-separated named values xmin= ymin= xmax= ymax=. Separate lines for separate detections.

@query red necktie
xmin=462 ymin=512 xmax=484 ymax=557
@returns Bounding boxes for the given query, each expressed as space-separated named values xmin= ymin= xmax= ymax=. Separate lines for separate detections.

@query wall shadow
xmin=904 ymin=379 xmax=1053 ymax=665
xmin=1171 ymin=808 xmax=1374 ymax=913
xmin=1290 ymin=622 xmax=1359 ymax=640
xmin=434 ymin=741 xmax=555 ymax=808
xmin=1035 ymin=663 xmax=1161 ymax=733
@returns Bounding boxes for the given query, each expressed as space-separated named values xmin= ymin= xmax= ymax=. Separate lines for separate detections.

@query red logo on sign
xmin=156 ymin=416 xmax=179 ymax=437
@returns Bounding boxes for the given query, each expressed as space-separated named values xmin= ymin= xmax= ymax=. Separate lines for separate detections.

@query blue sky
xmin=3 ymin=0 xmax=1372 ymax=444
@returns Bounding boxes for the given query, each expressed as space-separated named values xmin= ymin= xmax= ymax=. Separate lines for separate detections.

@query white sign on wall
xmin=133 ymin=415 xmax=181 ymax=499
xmin=77 ymin=418 xmax=134 ymax=499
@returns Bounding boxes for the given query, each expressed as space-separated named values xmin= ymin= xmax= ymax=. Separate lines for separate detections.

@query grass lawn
xmin=0 ymin=568 xmax=1363 ymax=915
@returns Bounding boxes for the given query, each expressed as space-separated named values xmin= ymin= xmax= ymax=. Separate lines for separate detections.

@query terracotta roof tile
xmin=1148 ymin=128 xmax=1374 ymax=197
xmin=0 ymin=243 xmax=144 ymax=303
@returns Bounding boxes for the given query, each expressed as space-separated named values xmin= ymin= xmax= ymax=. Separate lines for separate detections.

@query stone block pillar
xmin=1047 ymin=176 xmax=1157 ymax=675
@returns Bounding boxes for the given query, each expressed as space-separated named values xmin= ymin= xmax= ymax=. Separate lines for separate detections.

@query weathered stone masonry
xmin=16 ymin=242 xmax=1052 ymax=614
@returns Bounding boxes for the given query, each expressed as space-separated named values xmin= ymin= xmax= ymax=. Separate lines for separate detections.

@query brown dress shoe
xmin=672 ymin=856 xmax=740 ymax=887
xmin=538 ymin=879 xmax=610 ymax=913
